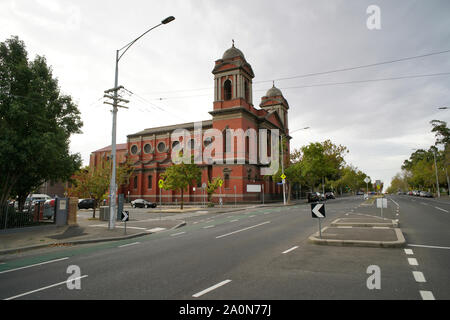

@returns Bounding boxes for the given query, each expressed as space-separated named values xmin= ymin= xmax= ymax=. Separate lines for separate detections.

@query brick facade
xmin=90 ymin=44 xmax=291 ymax=204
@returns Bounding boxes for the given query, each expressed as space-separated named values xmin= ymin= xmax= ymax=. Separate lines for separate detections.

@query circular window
xmin=157 ymin=142 xmax=166 ymax=153
xmin=144 ymin=143 xmax=152 ymax=154
xmin=130 ymin=145 xmax=138 ymax=155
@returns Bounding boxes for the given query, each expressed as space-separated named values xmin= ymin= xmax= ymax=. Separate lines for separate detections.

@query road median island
xmin=309 ymin=226 xmax=405 ymax=248
xmin=331 ymin=216 xmax=399 ymax=228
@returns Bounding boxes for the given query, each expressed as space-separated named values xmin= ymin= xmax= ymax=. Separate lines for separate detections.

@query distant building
xmin=91 ymin=44 xmax=291 ymax=203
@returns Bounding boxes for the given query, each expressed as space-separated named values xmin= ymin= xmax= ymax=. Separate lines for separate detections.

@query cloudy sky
xmin=1 ymin=0 xmax=449 ymax=188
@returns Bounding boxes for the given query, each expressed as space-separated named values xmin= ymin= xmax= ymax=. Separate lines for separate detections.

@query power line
xmin=254 ymin=49 xmax=450 ymax=84
xmin=146 ymin=71 xmax=450 ymax=101
xmin=140 ymin=48 xmax=450 ymax=96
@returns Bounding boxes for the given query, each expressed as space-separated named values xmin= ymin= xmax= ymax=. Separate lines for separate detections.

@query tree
xmin=0 ymin=36 xmax=82 ymax=211
xmin=67 ymin=160 xmax=134 ymax=218
xmin=206 ymin=177 xmax=223 ymax=203
xmin=161 ymin=161 xmax=201 ymax=210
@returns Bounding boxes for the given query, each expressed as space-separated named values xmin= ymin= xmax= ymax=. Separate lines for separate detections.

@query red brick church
xmin=90 ymin=43 xmax=291 ymax=203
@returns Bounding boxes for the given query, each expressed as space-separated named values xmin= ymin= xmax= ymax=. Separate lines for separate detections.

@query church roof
xmin=222 ymin=44 xmax=246 ymax=60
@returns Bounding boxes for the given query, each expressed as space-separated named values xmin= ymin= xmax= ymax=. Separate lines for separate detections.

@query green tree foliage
xmin=386 ymin=172 xmax=409 ymax=194
xmin=206 ymin=176 xmax=223 ymax=203
xmin=0 ymin=36 xmax=83 ymax=211
xmin=161 ymin=161 xmax=201 ymax=210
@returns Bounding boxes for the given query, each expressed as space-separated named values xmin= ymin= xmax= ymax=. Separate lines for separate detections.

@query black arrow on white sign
xmin=311 ymin=203 xmax=325 ymax=218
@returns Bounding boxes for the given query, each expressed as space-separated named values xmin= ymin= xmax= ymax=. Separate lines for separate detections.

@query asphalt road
xmin=0 ymin=196 xmax=448 ymax=300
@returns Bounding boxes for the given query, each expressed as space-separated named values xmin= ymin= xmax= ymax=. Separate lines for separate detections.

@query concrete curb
xmin=0 ymin=220 xmax=188 ymax=256
xmin=308 ymin=227 xmax=406 ymax=248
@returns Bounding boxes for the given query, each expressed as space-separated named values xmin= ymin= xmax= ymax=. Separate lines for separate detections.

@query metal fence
xmin=0 ymin=201 xmax=56 ymax=230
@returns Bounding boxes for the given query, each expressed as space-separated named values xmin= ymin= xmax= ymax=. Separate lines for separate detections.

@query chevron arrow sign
xmin=311 ymin=203 xmax=325 ymax=219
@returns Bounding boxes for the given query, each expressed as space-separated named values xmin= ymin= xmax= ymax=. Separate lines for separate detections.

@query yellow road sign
xmin=218 ymin=178 xmax=223 ymax=187
xmin=158 ymin=179 xmax=164 ymax=189
xmin=281 ymin=174 xmax=286 ymax=180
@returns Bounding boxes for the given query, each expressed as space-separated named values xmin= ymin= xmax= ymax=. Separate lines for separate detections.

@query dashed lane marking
xmin=404 ymin=249 xmax=414 ymax=255
xmin=408 ymin=244 xmax=450 ymax=250
xmin=412 ymin=271 xmax=426 ymax=283
xmin=282 ymin=246 xmax=299 ymax=254
xmin=0 ymin=257 xmax=69 ymax=275
xmin=118 ymin=242 xmax=140 ymax=248
xmin=216 ymin=221 xmax=271 ymax=239
xmin=420 ymin=291 xmax=436 ymax=300
xmin=434 ymin=206 xmax=448 ymax=213
xmin=4 ymin=275 xmax=88 ymax=300
xmin=408 ymin=258 xmax=419 ymax=266
xmin=192 ymin=280 xmax=232 ymax=298
xmin=170 ymin=232 xmax=186 ymax=237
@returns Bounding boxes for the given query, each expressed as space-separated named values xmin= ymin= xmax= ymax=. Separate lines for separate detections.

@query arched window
xmin=224 ymin=79 xmax=232 ymax=100
xmin=148 ymin=175 xmax=152 ymax=189
xmin=133 ymin=176 xmax=138 ymax=189
xmin=224 ymin=173 xmax=230 ymax=188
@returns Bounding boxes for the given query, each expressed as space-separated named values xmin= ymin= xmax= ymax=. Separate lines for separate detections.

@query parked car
xmin=356 ymin=191 xmax=364 ymax=195
xmin=307 ymin=192 xmax=321 ymax=203
xmin=78 ymin=198 xmax=95 ymax=209
xmin=325 ymin=192 xmax=335 ymax=199
xmin=131 ymin=199 xmax=157 ymax=208
xmin=23 ymin=194 xmax=51 ymax=212
xmin=423 ymin=192 xmax=433 ymax=198
xmin=43 ymin=199 xmax=56 ymax=219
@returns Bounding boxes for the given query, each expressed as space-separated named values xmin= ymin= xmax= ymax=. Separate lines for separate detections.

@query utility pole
xmin=103 ymin=16 xmax=175 ymax=230
xmin=432 ymin=148 xmax=441 ymax=198
xmin=281 ymin=135 xmax=286 ymax=205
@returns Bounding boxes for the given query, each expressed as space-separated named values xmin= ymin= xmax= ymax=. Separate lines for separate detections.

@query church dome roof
xmin=222 ymin=43 xmax=245 ymax=60
xmin=266 ymin=84 xmax=283 ymax=97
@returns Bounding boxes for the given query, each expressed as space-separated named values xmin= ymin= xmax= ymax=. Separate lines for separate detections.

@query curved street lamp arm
xmin=118 ymin=23 xmax=163 ymax=61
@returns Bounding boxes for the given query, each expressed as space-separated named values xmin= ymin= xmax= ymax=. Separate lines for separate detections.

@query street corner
xmin=308 ymin=226 xmax=406 ymax=248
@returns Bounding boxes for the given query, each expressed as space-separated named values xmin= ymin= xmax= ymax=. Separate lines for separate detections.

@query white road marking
xmin=192 ymin=280 xmax=232 ymax=298
xmin=118 ymin=242 xmax=140 ymax=248
xmin=434 ymin=206 xmax=448 ymax=213
xmin=404 ymin=249 xmax=414 ymax=255
xmin=249 ymin=215 xmax=256 ymax=218
xmin=390 ymin=198 xmax=400 ymax=207
xmin=147 ymin=227 xmax=166 ymax=232
xmin=0 ymin=257 xmax=69 ymax=275
xmin=282 ymin=246 xmax=299 ymax=254
xmin=408 ymin=258 xmax=419 ymax=266
xmin=4 ymin=275 xmax=88 ymax=300
xmin=203 ymin=225 xmax=215 ymax=229
xmin=230 ymin=219 xmax=239 ymax=222
xmin=413 ymin=271 xmax=426 ymax=283
xmin=408 ymin=244 xmax=450 ymax=250
xmin=171 ymin=232 xmax=186 ymax=237
xmin=420 ymin=202 xmax=429 ymax=206
xmin=373 ymin=227 xmax=390 ymax=229
xmin=216 ymin=221 xmax=271 ymax=239
xmin=420 ymin=291 xmax=436 ymax=300
xmin=338 ymin=226 xmax=353 ymax=229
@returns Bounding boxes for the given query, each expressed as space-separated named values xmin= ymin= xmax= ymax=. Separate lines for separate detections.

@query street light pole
xmin=106 ymin=16 xmax=175 ymax=230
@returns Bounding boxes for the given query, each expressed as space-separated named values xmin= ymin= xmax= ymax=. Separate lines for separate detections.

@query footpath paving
xmin=309 ymin=198 xmax=406 ymax=248
xmin=0 ymin=202 xmax=288 ymax=255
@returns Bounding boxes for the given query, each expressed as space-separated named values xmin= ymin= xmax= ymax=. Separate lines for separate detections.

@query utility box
xmin=55 ymin=198 xmax=69 ymax=226
xmin=99 ymin=206 xmax=109 ymax=221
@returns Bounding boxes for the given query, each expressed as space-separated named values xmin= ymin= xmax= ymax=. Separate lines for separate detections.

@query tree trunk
xmin=92 ymin=200 xmax=96 ymax=219
xmin=180 ymin=189 xmax=184 ymax=210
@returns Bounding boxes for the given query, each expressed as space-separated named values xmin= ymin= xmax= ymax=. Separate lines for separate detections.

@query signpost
xmin=218 ymin=178 xmax=223 ymax=208
xmin=158 ymin=179 xmax=164 ymax=220
xmin=311 ymin=203 xmax=326 ymax=238
xmin=281 ymin=173 xmax=287 ymax=205
xmin=202 ymin=182 xmax=207 ymax=208
xmin=121 ymin=210 xmax=129 ymax=235
xmin=376 ymin=198 xmax=387 ymax=218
